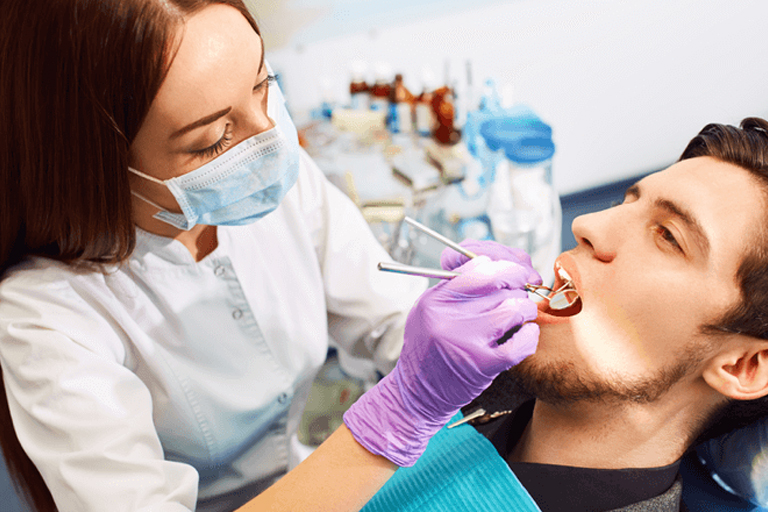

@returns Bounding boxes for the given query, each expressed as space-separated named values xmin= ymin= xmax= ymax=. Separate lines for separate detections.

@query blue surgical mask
xmin=129 ymin=68 xmax=300 ymax=231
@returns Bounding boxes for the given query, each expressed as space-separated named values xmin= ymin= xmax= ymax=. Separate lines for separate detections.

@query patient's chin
xmin=509 ymin=357 xmax=592 ymax=404
xmin=510 ymin=348 xmax=699 ymax=406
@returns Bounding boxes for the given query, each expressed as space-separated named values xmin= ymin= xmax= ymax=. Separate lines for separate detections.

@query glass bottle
xmin=389 ymin=73 xmax=414 ymax=134
xmin=349 ymin=71 xmax=369 ymax=111
xmin=369 ymin=64 xmax=392 ymax=113
xmin=414 ymin=69 xmax=437 ymax=137
xmin=431 ymin=86 xmax=460 ymax=145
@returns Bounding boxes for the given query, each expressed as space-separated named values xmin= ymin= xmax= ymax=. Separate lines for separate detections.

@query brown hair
xmin=678 ymin=118 xmax=768 ymax=447
xmin=0 ymin=0 xmax=259 ymax=509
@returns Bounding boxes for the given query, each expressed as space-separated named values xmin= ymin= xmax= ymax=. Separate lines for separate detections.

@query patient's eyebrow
xmin=625 ymin=182 xmax=710 ymax=258
xmin=624 ymin=184 xmax=640 ymax=200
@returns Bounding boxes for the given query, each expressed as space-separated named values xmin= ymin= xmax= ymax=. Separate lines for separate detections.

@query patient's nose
xmin=571 ymin=209 xmax=618 ymax=263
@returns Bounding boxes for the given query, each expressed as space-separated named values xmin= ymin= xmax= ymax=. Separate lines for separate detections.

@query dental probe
xmin=377 ymin=261 xmax=550 ymax=301
xmin=377 ymin=261 xmax=465 ymax=281
xmin=404 ymin=217 xmax=478 ymax=259
xmin=396 ymin=217 xmax=580 ymax=310
xmin=377 ymin=262 xmax=577 ymax=311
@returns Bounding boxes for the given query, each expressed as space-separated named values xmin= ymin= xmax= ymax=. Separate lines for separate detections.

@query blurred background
xmin=252 ymin=0 xmax=768 ymax=195
xmin=246 ymin=0 xmax=768 ymax=267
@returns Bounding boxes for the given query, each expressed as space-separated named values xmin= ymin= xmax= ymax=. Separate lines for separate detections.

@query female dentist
xmin=0 ymin=1 xmax=541 ymax=510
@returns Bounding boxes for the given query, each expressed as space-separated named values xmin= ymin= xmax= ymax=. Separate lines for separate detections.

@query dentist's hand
xmin=440 ymin=239 xmax=542 ymax=288
xmin=343 ymin=256 xmax=540 ymax=467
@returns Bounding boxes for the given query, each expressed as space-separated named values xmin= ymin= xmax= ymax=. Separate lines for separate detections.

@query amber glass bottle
xmin=390 ymin=74 xmax=414 ymax=133
xmin=431 ymin=86 xmax=461 ymax=145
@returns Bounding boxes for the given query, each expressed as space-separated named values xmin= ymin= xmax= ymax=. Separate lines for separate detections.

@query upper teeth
xmin=556 ymin=262 xmax=572 ymax=283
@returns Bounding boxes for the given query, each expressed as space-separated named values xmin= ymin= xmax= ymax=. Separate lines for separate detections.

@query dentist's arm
xmin=244 ymin=424 xmax=395 ymax=512
xmin=238 ymin=256 xmax=541 ymax=511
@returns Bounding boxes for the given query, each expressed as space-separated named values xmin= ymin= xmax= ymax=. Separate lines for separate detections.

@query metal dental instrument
xmin=446 ymin=408 xmax=487 ymax=429
xmin=401 ymin=217 xmax=559 ymax=301
xmin=404 ymin=217 xmax=478 ymax=259
xmin=446 ymin=407 xmax=515 ymax=429
xmin=377 ymin=261 xmax=464 ymax=281
xmin=383 ymin=217 xmax=580 ymax=311
xmin=378 ymin=262 xmax=575 ymax=308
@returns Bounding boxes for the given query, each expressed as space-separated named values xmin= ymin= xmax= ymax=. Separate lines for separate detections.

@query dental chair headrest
xmin=697 ymin=416 xmax=768 ymax=506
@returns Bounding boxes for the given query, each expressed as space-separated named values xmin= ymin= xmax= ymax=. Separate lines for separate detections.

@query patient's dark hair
xmin=678 ymin=117 xmax=768 ymax=447
xmin=0 ymin=0 xmax=259 ymax=509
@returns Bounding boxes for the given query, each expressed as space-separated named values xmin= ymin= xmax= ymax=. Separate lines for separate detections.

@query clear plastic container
xmin=480 ymin=113 xmax=561 ymax=283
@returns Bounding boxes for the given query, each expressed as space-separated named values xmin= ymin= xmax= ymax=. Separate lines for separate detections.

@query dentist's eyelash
xmin=254 ymin=74 xmax=279 ymax=92
xmin=189 ymin=74 xmax=278 ymax=159
xmin=192 ymin=126 xmax=233 ymax=159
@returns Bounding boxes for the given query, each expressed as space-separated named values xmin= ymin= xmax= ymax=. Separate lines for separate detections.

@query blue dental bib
xmin=362 ymin=412 xmax=542 ymax=511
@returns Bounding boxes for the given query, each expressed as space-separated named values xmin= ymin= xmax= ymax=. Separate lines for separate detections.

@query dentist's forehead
xmin=151 ymin=5 xmax=264 ymax=132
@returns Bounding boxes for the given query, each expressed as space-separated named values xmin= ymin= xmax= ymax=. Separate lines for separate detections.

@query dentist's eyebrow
xmin=170 ymin=40 xmax=265 ymax=141
xmin=625 ymin=182 xmax=710 ymax=257
xmin=170 ymin=107 xmax=232 ymax=140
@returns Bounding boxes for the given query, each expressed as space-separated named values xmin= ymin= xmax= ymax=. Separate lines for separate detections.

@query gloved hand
xmin=440 ymin=239 xmax=540 ymax=285
xmin=343 ymin=256 xmax=540 ymax=467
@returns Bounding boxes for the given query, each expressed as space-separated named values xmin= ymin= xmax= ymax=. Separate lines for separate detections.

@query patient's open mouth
xmin=545 ymin=291 xmax=582 ymax=317
xmin=536 ymin=261 xmax=583 ymax=321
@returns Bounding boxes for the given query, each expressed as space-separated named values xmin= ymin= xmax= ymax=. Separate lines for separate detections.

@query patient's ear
xmin=703 ymin=342 xmax=768 ymax=400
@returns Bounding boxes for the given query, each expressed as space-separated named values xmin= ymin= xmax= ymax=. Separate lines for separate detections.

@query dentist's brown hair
xmin=0 ymin=0 xmax=259 ymax=509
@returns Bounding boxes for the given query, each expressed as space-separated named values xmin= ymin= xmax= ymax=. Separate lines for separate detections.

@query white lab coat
xmin=0 ymin=149 xmax=426 ymax=512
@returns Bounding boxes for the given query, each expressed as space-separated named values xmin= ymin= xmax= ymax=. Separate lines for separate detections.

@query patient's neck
xmin=508 ymin=383 xmax=713 ymax=469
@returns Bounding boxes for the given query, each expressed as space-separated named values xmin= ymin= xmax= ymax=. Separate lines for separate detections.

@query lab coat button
xmin=232 ymin=308 xmax=243 ymax=320
xmin=277 ymin=393 xmax=288 ymax=404
xmin=214 ymin=266 xmax=225 ymax=276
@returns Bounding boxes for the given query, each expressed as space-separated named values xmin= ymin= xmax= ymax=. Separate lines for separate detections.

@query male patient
xmin=451 ymin=117 xmax=768 ymax=512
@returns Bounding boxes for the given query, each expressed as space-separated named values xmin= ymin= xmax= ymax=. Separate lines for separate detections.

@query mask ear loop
xmin=128 ymin=167 xmax=170 ymax=210
xmin=129 ymin=189 xmax=167 ymax=211
xmin=128 ymin=166 xmax=166 ymax=185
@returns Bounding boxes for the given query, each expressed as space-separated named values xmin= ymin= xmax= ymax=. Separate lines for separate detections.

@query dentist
xmin=0 ymin=1 xmax=541 ymax=511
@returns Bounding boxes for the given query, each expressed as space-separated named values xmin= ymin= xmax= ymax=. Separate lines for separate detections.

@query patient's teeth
xmin=556 ymin=263 xmax=572 ymax=283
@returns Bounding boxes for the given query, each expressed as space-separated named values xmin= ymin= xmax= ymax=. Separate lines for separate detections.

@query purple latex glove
xmin=344 ymin=256 xmax=540 ymax=467
xmin=440 ymin=239 xmax=540 ymax=287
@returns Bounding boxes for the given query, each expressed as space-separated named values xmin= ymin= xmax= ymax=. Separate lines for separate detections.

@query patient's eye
xmin=654 ymin=224 xmax=682 ymax=253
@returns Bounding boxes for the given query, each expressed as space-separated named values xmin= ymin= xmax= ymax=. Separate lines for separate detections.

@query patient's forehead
xmin=641 ymin=157 xmax=766 ymax=228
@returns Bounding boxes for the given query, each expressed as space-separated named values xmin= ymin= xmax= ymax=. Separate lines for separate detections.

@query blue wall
xmin=0 ymin=456 xmax=25 ymax=512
